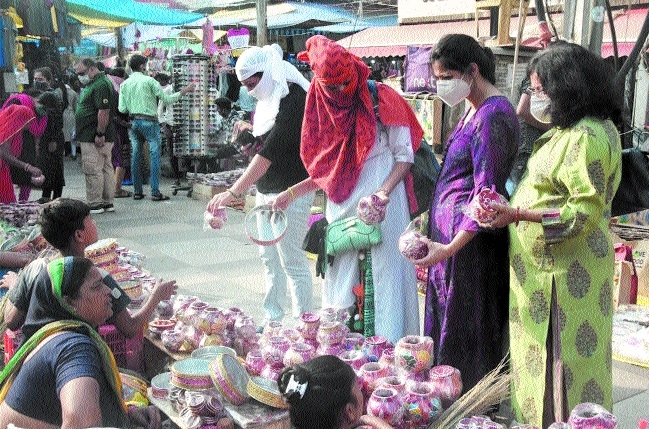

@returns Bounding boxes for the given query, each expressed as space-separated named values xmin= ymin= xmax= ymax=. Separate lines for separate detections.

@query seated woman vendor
xmin=0 ymin=257 xmax=162 ymax=429
xmin=278 ymin=355 xmax=392 ymax=429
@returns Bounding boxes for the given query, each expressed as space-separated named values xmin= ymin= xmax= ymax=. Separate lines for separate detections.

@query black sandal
xmin=133 ymin=193 xmax=144 ymax=200
xmin=151 ymin=193 xmax=170 ymax=201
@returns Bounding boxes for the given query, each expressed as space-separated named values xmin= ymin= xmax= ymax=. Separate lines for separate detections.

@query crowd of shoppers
xmin=0 ymin=33 xmax=624 ymax=429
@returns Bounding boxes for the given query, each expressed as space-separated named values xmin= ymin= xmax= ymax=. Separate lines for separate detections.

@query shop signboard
xmin=398 ymin=0 xmax=474 ymax=23
xmin=404 ymin=46 xmax=435 ymax=93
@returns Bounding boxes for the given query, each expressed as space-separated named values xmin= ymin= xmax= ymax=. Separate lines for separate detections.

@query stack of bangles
xmin=287 ymin=187 xmax=296 ymax=202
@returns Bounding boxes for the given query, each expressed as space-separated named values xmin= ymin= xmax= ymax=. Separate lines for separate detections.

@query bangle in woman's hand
xmin=287 ymin=187 xmax=296 ymax=202
xmin=227 ymin=188 xmax=243 ymax=199
xmin=514 ymin=207 xmax=521 ymax=226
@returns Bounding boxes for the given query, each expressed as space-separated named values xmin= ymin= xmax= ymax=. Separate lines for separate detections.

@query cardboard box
xmin=612 ymin=238 xmax=649 ymax=306
xmin=614 ymin=260 xmax=634 ymax=311
xmin=191 ymin=183 xmax=226 ymax=202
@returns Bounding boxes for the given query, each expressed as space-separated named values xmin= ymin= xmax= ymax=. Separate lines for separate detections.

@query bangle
xmin=287 ymin=187 xmax=296 ymax=201
xmin=514 ymin=207 xmax=521 ymax=226
xmin=227 ymin=188 xmax=243 ymax=199
xmin=95 ymin=130 xmax=105 ymax=137
xmin=23 ymin=163 xmax=30 ymax=172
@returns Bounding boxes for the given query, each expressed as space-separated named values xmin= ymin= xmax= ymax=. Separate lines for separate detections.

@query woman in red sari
xmin=0 ymin=105 xmax=44 ymax=203
xmin=1 ymin=92 xmax=48 ymax=202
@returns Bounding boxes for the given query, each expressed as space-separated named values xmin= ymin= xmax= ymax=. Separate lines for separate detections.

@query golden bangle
xmin=288 ymin=187 xmax=296 ymax=201
xmin=227 ymin=188 xmax=243 ymax=199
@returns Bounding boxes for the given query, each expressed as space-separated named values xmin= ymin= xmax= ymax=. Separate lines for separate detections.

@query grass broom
xmin=428 ymin=357 xmax=512 ymax=429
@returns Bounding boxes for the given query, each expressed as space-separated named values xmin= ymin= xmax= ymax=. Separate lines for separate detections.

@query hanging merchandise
xmin=202 ymin=17 xmax=217 ymax=55
xmin=172 ymin=55 xmax=222 ymax=157
xmin=227 ymin=28 xmax=249 ymax=51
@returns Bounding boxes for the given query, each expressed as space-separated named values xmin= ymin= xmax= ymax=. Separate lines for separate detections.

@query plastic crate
xmin=3 ymin=329 xmax=22 ymax=364
xmin=99 ymin=324 xmax=144 ymax=372
xmin=3 ymin=325 xmax=143 ymax=370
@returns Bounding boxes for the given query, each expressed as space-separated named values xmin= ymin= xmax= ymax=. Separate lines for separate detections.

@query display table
xmin=143 ymin=333 xmax=191 ymax=380
xmin=148 ymin=389 xmax=290 ymax=429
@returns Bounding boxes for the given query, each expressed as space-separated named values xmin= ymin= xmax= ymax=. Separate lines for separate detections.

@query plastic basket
xmin=98 ymin=324 xmax=144 ymax=372
xmin=3 ymin=329 xmax=22 ymax=364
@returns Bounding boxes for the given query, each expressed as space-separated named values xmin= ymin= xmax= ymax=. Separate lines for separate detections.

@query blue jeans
xmin=129 ymin=119 xmax=161 ymax=196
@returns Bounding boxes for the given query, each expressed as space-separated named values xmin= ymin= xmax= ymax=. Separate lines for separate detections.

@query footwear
xmin=151 ymin=193 xmax=170 ymax=201
xmin=133 ymin=193 xmax=145 ymax=200
xmin=103 ymin=204 xmax=115 ymax=212
xmin=122 ymin=180 xmax=133 ymax=186
xmin=115 ymin=189 xmax=132 ymax=198
xmin=89 ymin=205 xmax=105 ymax=214
xmin=36 ymin=197 xmax=51 ymax=204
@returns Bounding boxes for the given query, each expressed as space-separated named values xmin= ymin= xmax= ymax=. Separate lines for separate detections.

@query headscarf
xmin=235 ymin=44 xmax=310 ymax=136
xmin=0 ymin=104 xmax=37 ymax=203
xmin=1 ymin=93 xmax=48 ymax=156
xmin=298 ymin=35 xmax=424 ymax=206
xmin=0 ymin=104 xmax=35 ymax=146
xmin=0 ymin=257 xmax=127 ymax=417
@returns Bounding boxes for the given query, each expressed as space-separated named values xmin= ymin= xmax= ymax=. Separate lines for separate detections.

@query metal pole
xmin=511 ymin=0 xmax=528 ymax=99
xmin=115 ymin=27 xmax=125 ymax=61
xmin=256 ymin=0 xmax=268 ymax=47
xmin=588 ymin=0 xmax=605 ymax=55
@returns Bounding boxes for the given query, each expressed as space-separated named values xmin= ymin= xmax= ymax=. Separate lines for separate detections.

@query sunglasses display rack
xmin=171 ymin=54 xmax=222 ymax=158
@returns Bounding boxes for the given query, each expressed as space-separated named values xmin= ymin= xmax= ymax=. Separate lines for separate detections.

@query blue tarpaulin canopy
xmin=66 ymin=0 xmax=203 ymax=27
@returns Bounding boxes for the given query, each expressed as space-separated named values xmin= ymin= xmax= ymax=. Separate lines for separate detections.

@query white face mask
xmin=530 ymin=94 xmax=552 ymax=124
xmin=435 ymin=78 xmax=471 ymax=107
xmin=248 ymin=72 xmax=274 ymax=101
xmin=78 ymin=74 xmax=91 ymax=86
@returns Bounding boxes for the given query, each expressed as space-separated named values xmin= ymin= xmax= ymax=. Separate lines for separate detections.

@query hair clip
xmin=286 ymin=374 xmax=308 ymax=399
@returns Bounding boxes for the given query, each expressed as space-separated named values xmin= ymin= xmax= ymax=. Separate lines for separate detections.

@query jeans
xmin=129 ymin=119 xmax=161 ymax=196
xmin=80 ymin=141 xmax=115 ymax=207
xmin=257 ymin=191 xmax=315 ymax=321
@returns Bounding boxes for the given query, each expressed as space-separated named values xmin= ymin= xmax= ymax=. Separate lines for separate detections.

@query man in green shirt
xmin=118 ymin=54 xmax=194 ymax=201
xmin=74 ymin=58 xmax=116 ymax=214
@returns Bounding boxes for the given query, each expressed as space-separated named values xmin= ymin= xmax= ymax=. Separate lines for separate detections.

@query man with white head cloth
xmin=207 ymin=45 xmax=314 ymax=328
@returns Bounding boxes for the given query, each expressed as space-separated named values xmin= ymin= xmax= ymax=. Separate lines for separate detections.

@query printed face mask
xmin=530 ymin=94 xmax=552 ymax=124
xmin=435 ymin=78 xmax=471 ymax=107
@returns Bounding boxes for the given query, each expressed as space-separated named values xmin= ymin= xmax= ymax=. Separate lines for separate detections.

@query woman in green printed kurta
xmin=483 ymin=43 xmax=622 ymax=427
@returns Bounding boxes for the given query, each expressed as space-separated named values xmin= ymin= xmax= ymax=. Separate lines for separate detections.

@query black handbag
xmin=611 ymin=148 xmax=649 ymax=217
xmin=302 ymin=217 xmax=328 ymax=278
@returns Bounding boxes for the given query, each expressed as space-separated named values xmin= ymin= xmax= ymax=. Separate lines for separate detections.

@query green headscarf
xmin=0 ymin=257 xmax=128 ymax=419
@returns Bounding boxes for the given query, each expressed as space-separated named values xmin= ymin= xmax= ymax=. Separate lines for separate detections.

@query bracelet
xmin=95 ymin=131 xmax=105 ymax=137
xmin=227 ymin=188 xmax=243 ymax=199
xmin=514 ymin=207 xmax=521 ymax=227
xmin=23 ymin=163 xmax=30 ymax=172
xmin=287 ymin=187 xmax=296 ymax=202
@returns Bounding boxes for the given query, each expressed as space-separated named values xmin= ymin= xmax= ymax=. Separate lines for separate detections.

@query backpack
xmin=367 ymin=80 xmax=440 ymax=219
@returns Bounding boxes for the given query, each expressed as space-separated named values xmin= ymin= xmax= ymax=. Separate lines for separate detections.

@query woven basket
xmin=246 ymin=376 xmax=288 ymax=409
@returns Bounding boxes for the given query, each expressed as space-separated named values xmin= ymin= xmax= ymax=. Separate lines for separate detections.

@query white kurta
xmin=323 ymin=124 xmax=419 ymax=343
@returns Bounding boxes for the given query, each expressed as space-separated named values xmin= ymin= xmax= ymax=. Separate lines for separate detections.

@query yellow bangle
xmin=288 ymin=187 xmax=296 ymax=202
xmin=227 ymin=189 xmax=243 ymax=199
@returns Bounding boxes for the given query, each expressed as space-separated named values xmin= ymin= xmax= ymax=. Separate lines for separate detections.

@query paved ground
xmin=53 ymin=156 xmax=649 ymax=427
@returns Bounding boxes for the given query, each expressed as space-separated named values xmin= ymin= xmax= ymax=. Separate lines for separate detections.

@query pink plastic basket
xmin=98 ymin=324 xmax=144 ymax=371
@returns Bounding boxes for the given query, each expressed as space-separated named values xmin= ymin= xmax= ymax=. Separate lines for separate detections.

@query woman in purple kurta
xmin=411 ymin=35 xmax=519 ymax=392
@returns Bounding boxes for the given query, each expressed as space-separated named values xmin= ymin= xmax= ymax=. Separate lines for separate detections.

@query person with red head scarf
xmin=0 ymin=105 xmax=44 ymax=203
xmin=1 ymin=92 xmax=48 ymax=202
xmin=273 ymin=35 xmax=423 ymax=343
